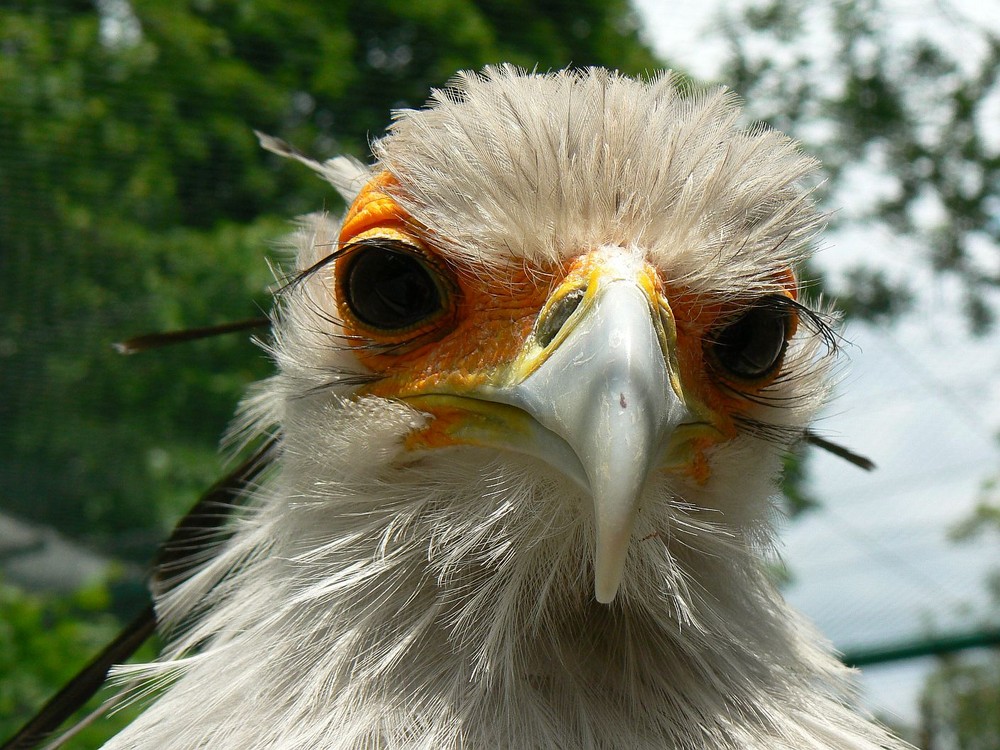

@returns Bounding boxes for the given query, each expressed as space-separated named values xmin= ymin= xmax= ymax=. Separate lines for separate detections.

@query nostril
xmin=535 ymin=288 xmax=585 ymax=348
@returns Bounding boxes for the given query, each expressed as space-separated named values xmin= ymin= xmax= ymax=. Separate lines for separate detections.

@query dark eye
xmin=707 ymin=298 xmax=791 ymax=380
xmin=341 ymin=240 xmax=446 ymax=331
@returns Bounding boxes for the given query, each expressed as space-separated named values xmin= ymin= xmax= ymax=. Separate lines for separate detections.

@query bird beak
xmin=495 ymin=273 xmax=694 ymax=602
xmin=403 ymin=253 xmax=705 ymax=603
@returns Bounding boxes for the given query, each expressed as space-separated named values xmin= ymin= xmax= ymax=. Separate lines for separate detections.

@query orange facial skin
xmin=336 ymin=175 xmax=557 ymax=399
xmin=668 ymin=278 xmax=799 ymax=443
xmin=334 ymin=173 xmax=800 ymax=478
xmin=340 ymin=172 xmax=412 ymax=239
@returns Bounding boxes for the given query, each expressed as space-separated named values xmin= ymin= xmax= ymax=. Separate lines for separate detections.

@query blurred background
xmin=0 ymin=1 xmax=997 ymax=747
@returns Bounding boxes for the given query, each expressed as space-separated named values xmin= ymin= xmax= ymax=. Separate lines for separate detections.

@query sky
xmin=634 ymin=0 xmax=1000 ymax=728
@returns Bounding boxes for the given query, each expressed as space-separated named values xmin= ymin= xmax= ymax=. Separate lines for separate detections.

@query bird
xmin=94 ymin=66 xmax=909 ymax=749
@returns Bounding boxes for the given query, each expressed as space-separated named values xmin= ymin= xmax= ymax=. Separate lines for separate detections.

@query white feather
xmin=103 ymin=67 xmax=909 ymax=749
xmin=376 ymin=66 xmax=822 ymax=299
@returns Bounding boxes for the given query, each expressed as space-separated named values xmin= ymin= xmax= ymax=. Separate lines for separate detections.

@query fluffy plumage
xmin=103 ymin=67 xmax=909 ymax=749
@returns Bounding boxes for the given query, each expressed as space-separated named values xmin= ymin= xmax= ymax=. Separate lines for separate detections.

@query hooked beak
xmin=491 ymin=279 xmax=692 ymax=602
xmin=403 ymin=256 xmax=701 ymax=603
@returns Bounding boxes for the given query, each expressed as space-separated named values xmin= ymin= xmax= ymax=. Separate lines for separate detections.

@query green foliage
xmin=918 ymin=653 xmax=1000 ymax=749
xmin=717 ymin=0 xmax=1000 ymax=333
xmin=950 ymin=496 xmax=1000 ymax=544
xmin=704 ymin=7 xmax=1000 ymax=741
xmin=781 ymin=443 xmax=819 ymax=518
xmin=0 ymin=2 xmax=659 ymax=744
xmin=835 ymin=266 xmax=914 ymax=324
xmin=911 ymin=476 xmax=1000 ymax=747
xmin=0 ymin=579 xmax=154 ymax=746
xmin=0 ymin=0 xmax=658 ymax=560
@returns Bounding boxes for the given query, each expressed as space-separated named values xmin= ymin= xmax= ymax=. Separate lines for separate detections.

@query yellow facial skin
xmin=331 ymin=174 xmax=799 ymax=600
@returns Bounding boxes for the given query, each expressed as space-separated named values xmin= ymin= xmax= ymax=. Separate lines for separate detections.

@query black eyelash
xmin=715 ymin=297 xmax=841 ymax=442
xmin=295 ymin=372 xmax=385 ymax=400
xmin=276 ymin=244 xmax=350 ymax=296
xmin=732 ymin=415 xmax=806 ymax=445
xmin=787 ymin=298 xmax=842 ymax=352
xmin=268 ymin=244 xmax=394 ymax=393
xmin=113 ymin=316 xmax=271 ymax=354
xmin=710 ymin=295 xmax=839 ymax=350
xmin=275 ymin=242 xmax=450 ymax=398
xmin=734 ymin=416 xmax=876 ymax=472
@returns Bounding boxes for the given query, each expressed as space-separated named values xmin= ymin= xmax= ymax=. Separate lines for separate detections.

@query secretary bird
xmin=38 ymin=66 xmax=916 ymax=750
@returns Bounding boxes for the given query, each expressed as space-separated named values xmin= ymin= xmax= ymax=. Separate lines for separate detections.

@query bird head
xmin=100 ymin=67 xmax=914 ymax=750
xmin=268 ymin=66 xmax=833 ymax=606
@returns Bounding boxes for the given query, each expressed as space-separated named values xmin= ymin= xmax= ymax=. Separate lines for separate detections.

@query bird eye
xmin=707 ymin=297 xmax=792 ymax=381
xmin=341 ymin=239 xmax=447 ymax=332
